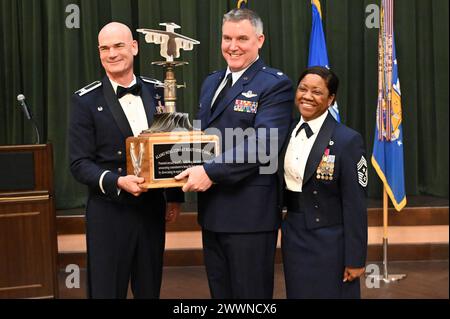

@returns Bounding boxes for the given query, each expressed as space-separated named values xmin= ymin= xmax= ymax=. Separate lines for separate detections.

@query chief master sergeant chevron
xmin=68 ymin=22 xmax=183 ymax=299
xmin=175 ymin=8 xmax=293 ymax=299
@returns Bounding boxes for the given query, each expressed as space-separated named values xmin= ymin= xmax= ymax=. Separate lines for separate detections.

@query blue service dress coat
xmin=279 ymin=113 xmax=368 ymax=299
xmin=195 ymin=59 xmax=293 ymax=298
xmin=69 ymin=76 xmax=182 ymax=298
xmin=196 ymin=59 xmax=294 ymax=233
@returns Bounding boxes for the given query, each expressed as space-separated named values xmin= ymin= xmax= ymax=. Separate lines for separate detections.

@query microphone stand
xmin=30 ymin=118 xmax=41 ymax=145
xmin=17 ymin=95 xmax=41 ymax=145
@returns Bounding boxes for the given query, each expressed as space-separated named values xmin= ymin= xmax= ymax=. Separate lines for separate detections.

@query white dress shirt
xmin=211 ymin=56 xmax=259 ymax=108
xmin=99 ymin=76 xmax=149 ymax=194
xmin=110 ymin=76 xmax=149 ymax=137
xmin=284 ymin=111 xmax=329 ymax=192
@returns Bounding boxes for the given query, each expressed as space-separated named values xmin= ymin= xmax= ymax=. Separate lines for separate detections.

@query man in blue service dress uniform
xmin=69 ymin=22 xmax=183 ymax=299
xmin=175 ymin=9 xmax=293 ymax=299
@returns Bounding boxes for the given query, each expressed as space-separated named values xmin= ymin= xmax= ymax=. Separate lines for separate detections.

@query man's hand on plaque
xmin=117 ymin=175 xmax=148 ymax=197
xmin=175 ymin=166 xmax=213 ymax=192
xmin=165 ymin=202 xmax=181 ymax=223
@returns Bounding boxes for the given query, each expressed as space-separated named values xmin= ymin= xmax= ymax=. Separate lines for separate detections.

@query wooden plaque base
xmin=126 ymin=131 xmax=220 ymax=188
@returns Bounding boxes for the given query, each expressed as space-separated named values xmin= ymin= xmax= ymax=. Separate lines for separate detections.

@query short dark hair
xmin=297 ymin=66 xmax=339 ymax=100
xmin=223 ymin=8 xmax=264 ymax=35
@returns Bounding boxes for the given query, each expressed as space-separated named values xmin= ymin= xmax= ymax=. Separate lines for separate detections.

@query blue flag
xmin=308 ymin=0 xmax=340 ymax=122
xmin=372 ymin=0 xmax=406 ymax=211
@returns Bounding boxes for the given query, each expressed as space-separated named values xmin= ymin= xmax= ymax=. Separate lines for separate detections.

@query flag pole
xmin=369 ymin=0 xmax=407 ymax=284
xmin=373 ymin=186 xmax=407 ymax=283
xmin=382 ymin=187 xmax=389 ymax=280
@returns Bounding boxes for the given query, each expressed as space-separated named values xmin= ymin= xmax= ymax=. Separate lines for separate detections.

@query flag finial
xmin=237 ymin=0 xmax=248 ymax=9
xmin=311 ymin=0 xmax=323 ymax=19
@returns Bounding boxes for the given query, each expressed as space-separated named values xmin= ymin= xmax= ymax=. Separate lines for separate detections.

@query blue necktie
xmin=211 ymin=74 xmax=232 ymax=115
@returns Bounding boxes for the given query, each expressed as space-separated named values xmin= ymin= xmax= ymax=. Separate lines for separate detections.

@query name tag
xmin=234 ymin=99 xmax=258 ymax=114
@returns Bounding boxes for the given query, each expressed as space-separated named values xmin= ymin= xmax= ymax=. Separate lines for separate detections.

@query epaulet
xmin=75 ymin=81 xmax=102 ymax=96
xmin=209 ymin=70 xmax=219 ymax=75
xmin=261 ymin=66 xmax=287 ymax=78
xmin=141 ymin=76 xmax=164 ymax=86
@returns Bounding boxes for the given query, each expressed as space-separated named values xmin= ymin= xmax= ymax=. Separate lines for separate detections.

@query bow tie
xmin=116 ymin=83 xmax=142 ymax=99
xmin=295 ymin=122 xmax=314 ymax=138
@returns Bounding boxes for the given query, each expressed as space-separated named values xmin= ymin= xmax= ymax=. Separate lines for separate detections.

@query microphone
xmin=17 ymin=94 xmax=32 ymax=120
xmin=16 ymin=94 xmax=40 ymax=144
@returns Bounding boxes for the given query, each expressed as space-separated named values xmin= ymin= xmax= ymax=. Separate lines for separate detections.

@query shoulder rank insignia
xmin=141 ymin=76 xmax=164 ymax=87
xmin=261 ymin=67 xmax=285 ymax=78
xmin=75 ymin=81 xmax=102 ymax=96
xmin=242 ymin=90 xmax=258 ymax=99
xmin=357 ymin=156 xmax=368 ymax=187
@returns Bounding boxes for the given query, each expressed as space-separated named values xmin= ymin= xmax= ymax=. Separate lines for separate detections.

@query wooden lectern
xmin=0 ymin=144 xmax=58 ymax=299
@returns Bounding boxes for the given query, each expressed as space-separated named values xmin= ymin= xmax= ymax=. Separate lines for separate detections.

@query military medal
xmin=317 ymin=148 xmax=335 ymax=181
xmin=234 ymin=99 xmax=258 ymax=114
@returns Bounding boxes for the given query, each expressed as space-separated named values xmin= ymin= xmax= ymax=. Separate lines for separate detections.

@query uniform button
xmin=117 ymin=151 xmax=122 ymax=156
xmin=314 ymin=205 xmax=319 ymax=209
xmin=313 ymin=191 xmax=318 ymax=195
xmin=315 ymin=218 xmax=320 ymax=223
xmin=118 ymin=168 xmax=123 ymax=173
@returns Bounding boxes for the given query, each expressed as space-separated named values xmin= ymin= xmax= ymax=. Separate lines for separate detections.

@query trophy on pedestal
xmin=126 ymin=23 xmax=219 ymax=188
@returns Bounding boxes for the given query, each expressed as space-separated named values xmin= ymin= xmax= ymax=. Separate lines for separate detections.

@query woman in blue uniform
xmin=280 ymin=66 xmax=368 ymax=299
